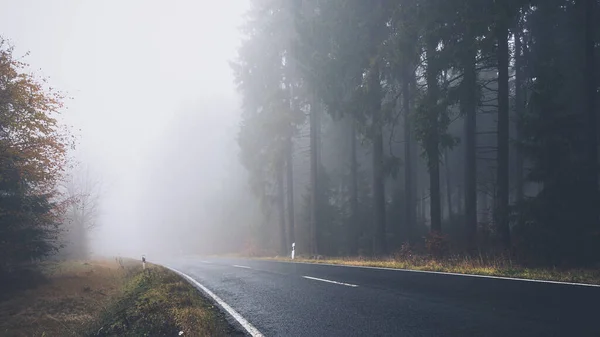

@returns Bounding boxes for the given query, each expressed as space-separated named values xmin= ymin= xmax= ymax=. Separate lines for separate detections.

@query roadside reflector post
xmin=291 ymin=242 xmax=295 ymax=260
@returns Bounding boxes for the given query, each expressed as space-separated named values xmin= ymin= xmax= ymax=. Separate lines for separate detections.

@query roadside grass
xmin=84 ymin=263 xmax=239 ymax=337
xmin=0 ymin=259 xmax=132 ymax=336
xmin=0 ymin=259 xmax=238 ymax=337
xmin=265 ymin=255 xmax=600 ymax=285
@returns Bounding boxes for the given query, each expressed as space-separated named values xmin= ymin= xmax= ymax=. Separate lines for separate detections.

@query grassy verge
xmin=0 ymin=259 xmax=239 ymax=337
xmin=264 ymin=255 xmax=600 ymax=285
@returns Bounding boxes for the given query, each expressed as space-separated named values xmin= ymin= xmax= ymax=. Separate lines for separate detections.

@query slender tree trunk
xmin=463 ymin=30 xmax=478 ymax=253
xmin=411 ymin=79 xmax=419 ymax=233
xmin=403 ymin=72 xmax=414 ymax=243
xmin=310 ymin=89 xmax=319 ymax=255
xmin=349 ymin=118 xmax=359 ymax=255
xmin=584 ymin=0 xmax=599 ymax=256
xmin=286 ymin=140 xmax=295 ymax=251
xmin=421 ymin=188 xmax=427 ymax=222
xmin=514 ymin=31 xmax=525 ymax=226
xmin=496 ymin=18 xmax=511 ymax=249
xmin=426 ymin=38 xmax=442 ymax=233
xmin=444 ymin=150 xmax=453 ymax=222
xmin=370 ymin=65 xmax=387 ymax=255
xmin=287 ymin=30 xmax=297 ymax=252
xmin=373 ymin=122 xmax=387 ymax=254
xmin=459 ymin=183 xmax=465 ymax=215
xmin=481 ymin=191 xmax=490 ymax=224
xmin=277 ymin=162 xmax=287 ymax=255
xmin=429 ymin=154 xmax=442 ymax=233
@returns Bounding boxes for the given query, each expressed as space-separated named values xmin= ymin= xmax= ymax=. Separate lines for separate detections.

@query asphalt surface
xmin=161 ymin=256 xmax=600 ymax=337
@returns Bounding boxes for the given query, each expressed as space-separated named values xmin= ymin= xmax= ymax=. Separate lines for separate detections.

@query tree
xmin=424 ymin=32 xmax=443 ymax=233
xmin=402 ymin=68 xmax=416 ymax=243
xmin=349 ymin=119 xmax=360 ymax=253
xmin=514 ymin=0 xmax=599 ymax=264
xmin=0 ymin=38 xmax=72 ymax=272
xmin=495 ymin=0 xmax=511 ymax=249
xmin=583 ymin=0 xmax=598 ymax=246
xmin=293 ymin=0 xmax=393 ymax=254
xmin=458 ymin=0 xmax=483 ymax=253
xmin=60 ymin=166 xmax=102 ymax=259
xmin=233 ymin=0 xmax=302 ymax=254
xmin=513 ymin=28 xmax=525 ymax=228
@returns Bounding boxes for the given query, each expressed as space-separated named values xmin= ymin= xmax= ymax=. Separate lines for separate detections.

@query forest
xmin=233 ymin=0 xmax=600 ymax=266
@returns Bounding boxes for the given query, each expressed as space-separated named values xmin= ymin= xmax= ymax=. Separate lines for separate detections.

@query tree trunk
xmin=310 ymin=89 xmax=319 ymax=255
xmin=444 ymin=150 xmax=453 ymax=222
xmin=370 ymin=64 xmax=387 ymax=255
xmin=277 ymin=161 xmax=287 ymax=255
xmin=373 ymin=121 xmax=387 ymax=254
xmin=496 ymin=18 xmax=511 ymax=249
xmin=426 ymin=38 xmax=442 ymax=233
xmin=403 ymin=70 xmax=415 ymax=243
xmin=514 ymin=31 xmax=525 ymax=227
xmin=584 ymin=0 xmax=599 ymax=254
xmin=349 ymin=118 xmax=359 ymax=255
xmin=463 ymin=29 xmax=478 ymax=253
xmin=286 ymin=140 xmax=295 ymax=251
xmin=421 ymin=188 xmax=427 ymax=222
xmin=429 ymin=154 xmax=442 ymax=233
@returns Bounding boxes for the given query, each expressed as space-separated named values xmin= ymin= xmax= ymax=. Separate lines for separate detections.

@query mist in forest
xmin=1 ymin=0 xmax=598 ymax=267
xmin=0 ymin=0 xmax=255 ymax=260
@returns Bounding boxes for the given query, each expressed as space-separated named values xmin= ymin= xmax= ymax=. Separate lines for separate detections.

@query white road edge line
xmin=233 ymin=265 xmax=252 ymax=269
xmin=302 ymin=275 xmax=358 ymax=287
xmin=164 ymin=266 xmax=264 ymax=337
xmin=280 ymin=261 xmax=600 ymax=288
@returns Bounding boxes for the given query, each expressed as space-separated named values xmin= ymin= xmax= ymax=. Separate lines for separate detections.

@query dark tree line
xmin=233 ymin=0 xmax=599 ymax=265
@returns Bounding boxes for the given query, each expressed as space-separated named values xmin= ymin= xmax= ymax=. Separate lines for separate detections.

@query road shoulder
xmin=0 ymin=259 xmax=241 ymax=336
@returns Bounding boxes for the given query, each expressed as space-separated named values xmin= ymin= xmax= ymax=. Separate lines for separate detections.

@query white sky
xmin=0 ymin=0 xmax=250 ymax=256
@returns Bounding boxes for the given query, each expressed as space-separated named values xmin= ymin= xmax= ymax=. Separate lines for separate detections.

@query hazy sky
xmin=0 ymin=0 xmax=250 ymax=255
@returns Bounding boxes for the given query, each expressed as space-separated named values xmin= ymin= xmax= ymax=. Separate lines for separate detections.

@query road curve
xmin=159 ymin=256 xmax=600 ymax=337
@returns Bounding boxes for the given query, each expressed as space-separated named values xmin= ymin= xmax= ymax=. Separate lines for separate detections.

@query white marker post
xmin=142 ymin=255 xmax=146 ymax=270
xmin=291 ymin=242 xmax=295 ymax=260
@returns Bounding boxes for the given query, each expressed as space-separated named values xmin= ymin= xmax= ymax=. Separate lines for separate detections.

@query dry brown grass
xmin=0 ymin=259 xmax=133 ymax=337
xmin=265 ymin=255 xmax=600 ymax=285
xmin=0 ymin=259 xmax=238 ymax=337
xmin=87 ymin=266 xmax=238 ymax=337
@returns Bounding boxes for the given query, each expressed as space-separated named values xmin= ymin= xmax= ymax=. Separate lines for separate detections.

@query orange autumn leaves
xmin=0 ymin=37 xmax=73 ymax=202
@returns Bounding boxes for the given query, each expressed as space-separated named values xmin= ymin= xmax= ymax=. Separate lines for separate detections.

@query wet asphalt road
xmin=161 ymin=257 xmax=600 ymax=337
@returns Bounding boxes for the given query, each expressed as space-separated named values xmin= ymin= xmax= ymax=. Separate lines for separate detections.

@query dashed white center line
xmin=200 ymin=260 xmax=211 ymax=264
xmin=233 ymin=265 xmax=252 ymax=269
xmin=302 ymin=276 xmax=358 ymax=287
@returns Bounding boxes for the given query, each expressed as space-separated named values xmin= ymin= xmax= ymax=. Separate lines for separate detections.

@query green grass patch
xmin=264 ymin=255 xmax=600 ymax=285
xmin=84 ymin=264 xmax=239 ymax=337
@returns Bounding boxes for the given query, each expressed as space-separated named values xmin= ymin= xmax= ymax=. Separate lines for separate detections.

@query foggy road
xmin=161 ymin=257 xmax=600 ymax=337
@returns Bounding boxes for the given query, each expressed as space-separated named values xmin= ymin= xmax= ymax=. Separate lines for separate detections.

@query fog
xmin=0 ymin=0 xmax=252 ymax=258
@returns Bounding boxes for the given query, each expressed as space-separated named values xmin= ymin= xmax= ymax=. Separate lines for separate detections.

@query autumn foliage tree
xmin=0 ymin=38 xmax=73 ymax=275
